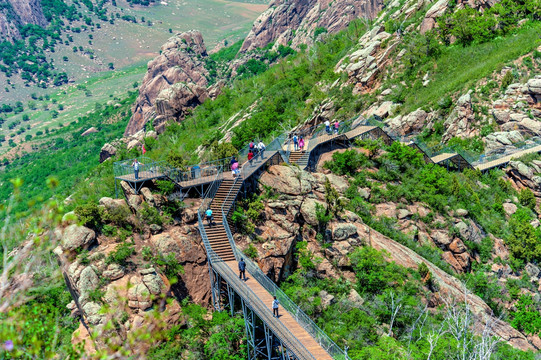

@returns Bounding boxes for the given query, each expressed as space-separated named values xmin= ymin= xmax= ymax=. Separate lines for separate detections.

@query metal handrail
xmin=197 ymin=238 xmax=317 ymax=360
xmin=113 ymin=156 xmax=167 ymax=178
xmin=237 ymin=245 xmax=349 ymax=360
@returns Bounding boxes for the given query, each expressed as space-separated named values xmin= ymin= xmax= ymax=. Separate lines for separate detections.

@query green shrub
xmin=74 ymin=202 xmax=102 ymax=229
xmin=519 ymin=188 xmax=536 ymax=210
xmin=511 ymin=295 xmax=541 ymax=335
xmin=156 ymin=180 xmax=175 ymax=195
xmin=323 ymin=149 xmax=368 ymax=175
xmin=106 ymin=241 xmax=135 ymax=266
xmin=350 ymin=247 xmax=408 ymax=295
xmin=244 ymin=244 xmax=258 ymax=260
xmin=139 ymin=202 xmax=163 ymax=226
xmin=417 ymin=262 xmax=429 ymax=279
xmin=102 ymin=204 xmax=132 ymax=228
xmin=88 ymin=288 xmax=105 ymax=303
xmin=501 ymin=70 xmax=514 ymax=90
xmin=155 ymin=253 xmax=184 ymax=280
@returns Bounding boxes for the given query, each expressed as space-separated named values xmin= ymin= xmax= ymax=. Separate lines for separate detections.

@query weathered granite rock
xmin=99 ymin=143 xmax=117 ymax=163
xmin=61 ymin=225 xmax=96 ymax=251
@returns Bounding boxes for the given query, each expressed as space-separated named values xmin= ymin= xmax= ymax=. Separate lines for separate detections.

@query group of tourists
xmin=291 ymin=134 xmax=305 ymax=151
xmin=324 ymin=120 xmax=340 ymax=135
xmin=247 ymin=139 xmax=266 ymax=165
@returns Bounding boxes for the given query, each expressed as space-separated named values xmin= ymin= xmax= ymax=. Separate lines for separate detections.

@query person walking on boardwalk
xmin=205 ymin=208 xmax=213 ymax=226
xmin=293 ymin=134 xmax=299 ymax=151
xmin=299 ymin=136 xmax=305 ymax=151
xmin=131 ymin=159 xmax=142 ymax=180
xmin=238 ymin=258 xmax=246 ymax=281
xmin=257 ymin=140 xmax=266 ymax=159
xmin=334 ymin=120 xmax=340 ymax=134
xmin=272 ymin=296 xmax=280 ymax=318
xmin=249 ymin=140 xmax=256 ymax=155
xmin=248 ymin=150 xmax=254 ymax=165
xmin=325 ymin=120 xmax=331 ymax=134
xmin=230 ymin=156 xmax=238 ymax=170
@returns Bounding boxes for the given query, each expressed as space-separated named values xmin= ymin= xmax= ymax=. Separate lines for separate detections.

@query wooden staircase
xmin=204 ymin=177 xmax=243 ymax=262
xmin=289 ymin=150 xmax=307 ymax=167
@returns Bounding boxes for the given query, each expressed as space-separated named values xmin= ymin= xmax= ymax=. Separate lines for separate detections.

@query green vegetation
xmin=282 ymin=246 xmax=534 ymax=359
xmin=106 ymin=241 xmax=135 ymax=266
xmin=0 ymin=92 xmax=136 ymax=214
xmin=148 ymin=301 xmax=246 ymax=359
xmin=387 ymin=2 xmax=541 ymax=114
xmin=0 ymin=284 xmax=79 ymax=359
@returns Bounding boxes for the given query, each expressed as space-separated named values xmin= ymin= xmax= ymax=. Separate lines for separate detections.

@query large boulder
xmin=99 ymin=143 xmax=117 ymax=163
xmin=442 ymin=93 xmax=476 ymax=141
xmin=128 ymin=277 xmax=152 ymax=310
xmin=61 ymin=225 xmax=96 ymax=251
xmin=527 ymin=76 xmax=541 ymax=103
xmin=154 ymin=82 xmax=209 ymax=134
xmin=385 ymin=108 xmax=428 ymax=136
xmin=300 ymin=198 xmax=326 ymax=226
xmin=259 ymin=165 xmax=315 ymax=196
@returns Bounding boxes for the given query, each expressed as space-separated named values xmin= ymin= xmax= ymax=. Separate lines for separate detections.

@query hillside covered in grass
xmin=2 ymin=0 xmax=541 ymax=357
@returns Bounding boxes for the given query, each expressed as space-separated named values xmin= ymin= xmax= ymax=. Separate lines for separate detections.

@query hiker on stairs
xmin=293 ymin=134 xmax=299 ymax=151
xmin=299 ymin=136 xmax=305 ymax=151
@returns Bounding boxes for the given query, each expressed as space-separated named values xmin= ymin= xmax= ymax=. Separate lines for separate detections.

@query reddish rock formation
xmin=125 ymin=31 xmax=210 ymax=136
xmin=240 ymin=0 xmax=384 ymax=53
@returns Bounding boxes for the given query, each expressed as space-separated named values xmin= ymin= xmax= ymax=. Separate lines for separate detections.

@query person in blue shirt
xmin=238 ymin=258 xmax=246 ymax=281
xmin=205 ymin=208 xmax=213 ymax=226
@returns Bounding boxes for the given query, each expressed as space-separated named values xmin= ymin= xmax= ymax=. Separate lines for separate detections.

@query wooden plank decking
xmin=225 ymin=261 xmax=333 ymax=360
xmin=474 ymin=144 xmax=541 ymax=172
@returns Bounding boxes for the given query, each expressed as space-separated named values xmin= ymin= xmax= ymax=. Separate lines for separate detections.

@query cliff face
xmin=239 ymin=0 xmax=384 ymax=53
xmin=124 ymin=30 xmax=211 ymax=136
xmin=0 ymin=0 xmax=47 ymax=43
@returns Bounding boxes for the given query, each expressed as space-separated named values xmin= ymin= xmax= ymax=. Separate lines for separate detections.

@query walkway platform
xmin=474 ymin=144 xmax=541 ymax=172
xmin=430 ymin=152 xmax=473 ymax=170
xmin=225 ymin=260 xmax=333 ymax=360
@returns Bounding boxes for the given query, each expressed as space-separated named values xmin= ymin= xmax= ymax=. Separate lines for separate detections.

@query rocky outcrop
xmin=240 ymin=0 xmax=384 ymax=53
xmin=336 ymin=26 xmax=399 ymax=93
xmin=153 ymin=82 xmax=209 ymax=133
xmin=527 ymin=75 xmax=541 ymax=104
xmin=506 ymin=161 xmax=541 ymax=197
xmin=0 ymin=0 xmax=47 ymax=43
xmin=385 ymin=108 xmax=429 ymax=136
xmin=61 ymin=225 xmax=96 ymax=252
xmin=99 ymin=143 xmax=117 ymax=163
xmin=442 ymin=93 xmax=477 ymax=141
xmin=125 ymin=31 xmax=210 ymax=136
xmin=484 ymin=131 xmax=524 ymax=155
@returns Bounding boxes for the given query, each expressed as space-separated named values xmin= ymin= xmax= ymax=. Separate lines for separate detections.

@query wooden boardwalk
xmin=225 ymin=261 xmax=333 ymax=360
xmin=474 ymin=144 xmax=541 ymax=172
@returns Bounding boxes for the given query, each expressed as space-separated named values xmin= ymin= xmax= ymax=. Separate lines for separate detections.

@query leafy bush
xmin=74 ymin=202 xmax=103 ymax=229
xmin=105 ymin=241 xmax=135 ymax=266
xmin=323 ymin=149 xmax=368 ymax=175
xmin=139 ymin=202 xmax=163 ymax=226
xmin=350 ymin=247 xmax=408 ymax=295
xmin=102 ymin=204 xmax=132 ymax=228
xmin=244 ymin=244 xmax=258 ymax=260
xmin=156 ymin=180 xmax=175 ymax=195
xmin=511 ymin=295 xmax=541 ymax=335
xmin=519 ymin=188 xmax=536 ymax=210
xmin=154 ymin=253 xmax=184 ymax=280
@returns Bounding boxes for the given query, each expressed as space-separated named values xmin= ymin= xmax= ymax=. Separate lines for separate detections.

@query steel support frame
xmin=241 ymin=299 xmax=299 ymax=360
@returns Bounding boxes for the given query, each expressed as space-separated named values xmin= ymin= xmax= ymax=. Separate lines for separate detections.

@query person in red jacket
xmin=248 ymin=150 xmax=254 ymax=166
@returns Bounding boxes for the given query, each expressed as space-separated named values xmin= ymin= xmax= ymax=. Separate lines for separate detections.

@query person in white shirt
xmin=272 ymin=296 xmax=280 ymax=318
xmin=324 ymin=120 xmax=331 ymax=134
xmin=257 ymin=141 xmax=266 ymax=159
